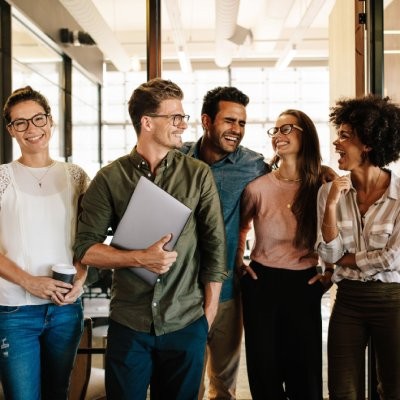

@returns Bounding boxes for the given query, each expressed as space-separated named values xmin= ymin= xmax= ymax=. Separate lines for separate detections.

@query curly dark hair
xmin=270 ymin=109 xmax=322 ymax=250
xmin=329 ymin=94 xmax=400 ymax=167
xmin=201 ymin=86 xmax=249 ymax=121
xmin=3 ymin=86 xmax=51 ymax=124
xmin=128 ymin=78 xmax=184 ymax=135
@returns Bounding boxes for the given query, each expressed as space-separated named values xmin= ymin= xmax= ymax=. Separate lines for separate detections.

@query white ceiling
xmin=70 ymin=0 xmax=337 ymax=71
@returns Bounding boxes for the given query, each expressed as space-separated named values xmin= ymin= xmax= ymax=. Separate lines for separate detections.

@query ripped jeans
xmin=0 ymin=301 xmax=83 ymax=400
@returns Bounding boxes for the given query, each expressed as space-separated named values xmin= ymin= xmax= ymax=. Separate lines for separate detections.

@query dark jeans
xmin=328 ymin=279 xmax=400 ymax=400
xmin=241 ymin=262 xmax=324 ymax=400
xmin=105 ymin=316 xmax=208 ymax=400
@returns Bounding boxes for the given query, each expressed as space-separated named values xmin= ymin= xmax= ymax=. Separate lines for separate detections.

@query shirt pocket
xmin=338 ymin=219 xmax=354 ymax=249
xmin=369 ymin=221 xmax=394 ymax=250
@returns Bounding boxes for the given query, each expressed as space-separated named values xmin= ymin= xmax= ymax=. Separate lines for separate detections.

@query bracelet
xmin=322 ymin=221 xmax=337 ymax=228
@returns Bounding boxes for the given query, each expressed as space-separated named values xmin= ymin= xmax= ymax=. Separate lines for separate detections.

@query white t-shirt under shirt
xmin=0 ymin=160 xmax=89 ymax=306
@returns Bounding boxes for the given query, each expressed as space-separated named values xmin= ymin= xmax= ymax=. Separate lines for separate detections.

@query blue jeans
xmin=0 ymin=300 xmax=83 ymax=400
xmin=106 ymin=316 xmax=208 ymax=400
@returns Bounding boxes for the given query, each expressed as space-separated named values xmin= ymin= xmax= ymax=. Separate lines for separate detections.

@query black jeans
xmin=328 ymin=279 xmax=400 ymax=400
xmin=241 ymin=262 xmax=324 ymax=400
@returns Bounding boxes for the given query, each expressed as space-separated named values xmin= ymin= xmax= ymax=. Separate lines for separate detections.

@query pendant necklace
xmin=276 ymin=169 xmax=301 ymax=209
xmin=17 ymin=160 xmax=56 ymax=188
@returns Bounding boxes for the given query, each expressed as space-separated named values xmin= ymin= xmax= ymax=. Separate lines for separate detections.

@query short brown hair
xmin=128 ymin=78 xmax=183 ymax=135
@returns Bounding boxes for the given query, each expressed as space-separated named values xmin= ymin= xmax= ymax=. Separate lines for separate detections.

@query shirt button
xmin=147 ymin=173 xmax=151 ymax=177
xmin=153 ymin=302 xmax=157 ymax=307
xmin=156 ymin=278 xmax=160 ymax=283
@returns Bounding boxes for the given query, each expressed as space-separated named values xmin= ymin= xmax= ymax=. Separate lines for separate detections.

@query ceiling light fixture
xmin=275 ymin=44 xmax=297 ymax=70
xmin=274 ymin=0 xmax=330 ymax=69
xmin=164 ymin=0 xmax=192 ymax=74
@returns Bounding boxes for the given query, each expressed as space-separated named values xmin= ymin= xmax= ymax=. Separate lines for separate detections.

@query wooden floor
xmin=83 ymin=291 xmax=332 ymax=400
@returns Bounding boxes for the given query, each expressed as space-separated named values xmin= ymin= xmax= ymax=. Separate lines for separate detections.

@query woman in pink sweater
xmin=236 ymin=109 xmax=332 ymax=400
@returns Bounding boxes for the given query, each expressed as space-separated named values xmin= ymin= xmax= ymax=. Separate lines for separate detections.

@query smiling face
xmin=147 ymin=98 xmax=188 ymax=151
xmin=7 ymin=100 xmax=52 ymax=156
xmin=202 ymin=100 xmax=246 ymax=157
xmin=333 ymin=123 xmax=369 ymax=171
xmin=271 ymin=114 xmax=302 ymax=158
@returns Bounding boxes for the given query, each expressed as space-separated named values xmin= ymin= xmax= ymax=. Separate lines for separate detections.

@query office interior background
xmin=0 ymin=1 xmax=399 ymax=398
xmin=0 ymin=0 xmax=399 ymax=178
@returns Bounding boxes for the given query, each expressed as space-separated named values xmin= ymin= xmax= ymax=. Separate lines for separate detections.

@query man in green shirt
xmin=74 ymin=78 xmax=227 ymax=400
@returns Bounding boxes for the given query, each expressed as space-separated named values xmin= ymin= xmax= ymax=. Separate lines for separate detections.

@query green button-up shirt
xmin=74 ymin=148 xmax=227 ymax=335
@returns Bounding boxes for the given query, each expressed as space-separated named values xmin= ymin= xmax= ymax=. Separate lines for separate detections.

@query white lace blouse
xmin=0 ymin=160 xmax=90 ymax=306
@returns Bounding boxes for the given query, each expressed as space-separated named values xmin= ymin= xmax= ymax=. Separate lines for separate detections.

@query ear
xmin=7 ymin=126 xmax=14 ymax=138
xmin=140 ymin=115 xmax=152 ymax=132
xmin=201 ymin=114 xmax=211 ymax=132
xmin=364 ymin=145 xmax=372 ymax=153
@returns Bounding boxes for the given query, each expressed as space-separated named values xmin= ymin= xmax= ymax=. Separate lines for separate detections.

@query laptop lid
xmin=110 ymin=176 xmax=192 ymax=285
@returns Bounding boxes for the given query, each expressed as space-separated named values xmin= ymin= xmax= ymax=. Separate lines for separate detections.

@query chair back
xmin=69 ymin=317 xmax=93 ymax=400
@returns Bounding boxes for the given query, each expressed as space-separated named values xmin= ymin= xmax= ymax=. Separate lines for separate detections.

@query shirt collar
xmin=348 ymin=169 xmax=400 ymax=202
xmin=129 ymin=146 xmax=175 ymax=171
xmin=188 ymin=137 xmax=238 ymax=165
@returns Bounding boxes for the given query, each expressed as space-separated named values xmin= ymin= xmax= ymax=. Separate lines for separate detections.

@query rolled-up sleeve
xmin=196 ymin=168 xmax=228 ymax=283
xmin=74 ymin=172 xmax=113 ymax=260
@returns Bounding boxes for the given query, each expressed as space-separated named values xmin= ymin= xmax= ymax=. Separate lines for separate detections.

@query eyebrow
xmin=224 ymin=117 xmax=246 ymax=125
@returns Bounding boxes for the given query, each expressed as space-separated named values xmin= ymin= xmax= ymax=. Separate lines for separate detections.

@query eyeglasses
xmin=8 ymin=113 xmax=49 ymax=132
xmin=147 ymin=113 xmax=190 ymax=127
xmin=267 ymin=124 xmax=303 ymax=137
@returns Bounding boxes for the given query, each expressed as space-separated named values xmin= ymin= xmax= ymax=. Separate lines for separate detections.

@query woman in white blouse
xmin=0 ymin=87 xmax=89 ymax=399
xmin=317 ymin=95 xmax=400 ymax=399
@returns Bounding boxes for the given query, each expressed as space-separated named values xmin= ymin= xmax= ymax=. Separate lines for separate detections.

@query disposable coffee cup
xmin=51 ymin=264 xmax=77 ymax=284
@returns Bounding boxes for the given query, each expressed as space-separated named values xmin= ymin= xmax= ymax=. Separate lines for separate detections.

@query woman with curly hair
xmin=317 ymin=94 xmax=400 ymax=399
xmin=236 ymin=109 xmax=333 ymax=399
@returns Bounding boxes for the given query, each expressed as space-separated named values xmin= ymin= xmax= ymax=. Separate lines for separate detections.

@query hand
xmin=61 ymin=280 xmax=85 ymax=305
xmin=308 ymin=271 xmax=333 ymax=291
xmin=321 ymin=165 xmax=339 ymax=183
xmin=23 ymin=276 xmax=72 ymax=301
xmin=327 ymin=176 xmax=351 ymax=206
xmin=136 ymin=234 xmax=178 ymax=274
xmin=237 ymin=263 xmax=258 ymax=280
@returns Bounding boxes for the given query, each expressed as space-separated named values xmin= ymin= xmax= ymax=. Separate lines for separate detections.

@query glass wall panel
xmin=11 ymin=16 xmax=63 ymax=161
xmin=384 ymin=0 xmax=400 ymax=104
xmin=102 ymin=67 xmax=330 ymax=165
xmin=71 ymin=65 xmax=100 ymax=177
xmin=384 ymin=0 xmax=400 ymax=173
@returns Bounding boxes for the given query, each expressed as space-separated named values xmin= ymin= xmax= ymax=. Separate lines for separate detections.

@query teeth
xmin=225 ymin=135 xmax=238 ymax=142
xmin=26 ymin=135 xmax=43 ymax=142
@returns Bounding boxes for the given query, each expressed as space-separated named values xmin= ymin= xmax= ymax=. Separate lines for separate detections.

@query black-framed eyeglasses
xmin=267 ymin=124 xmax=303 ymax=137
xmin=8 ymin=113 xmax=50 ymax=132
xmin=147 ymin=113 xmax=190 ymax=127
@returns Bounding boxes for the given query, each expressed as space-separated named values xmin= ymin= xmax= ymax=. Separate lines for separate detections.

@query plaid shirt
xmin=317 ymin=170 xmax=400 ymax=283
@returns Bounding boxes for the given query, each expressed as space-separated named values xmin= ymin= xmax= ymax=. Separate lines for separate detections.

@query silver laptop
xmin=110 ymin=176 xmax=192 ymax=285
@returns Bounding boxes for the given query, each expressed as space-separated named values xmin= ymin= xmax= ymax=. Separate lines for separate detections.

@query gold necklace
xmin=276 ymin=169 xmax=302 ymax=182
xmin=275 ymin=170 xmax=299 ymax=209
xmin=17 ymin=160 xmax=56 ymax=188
